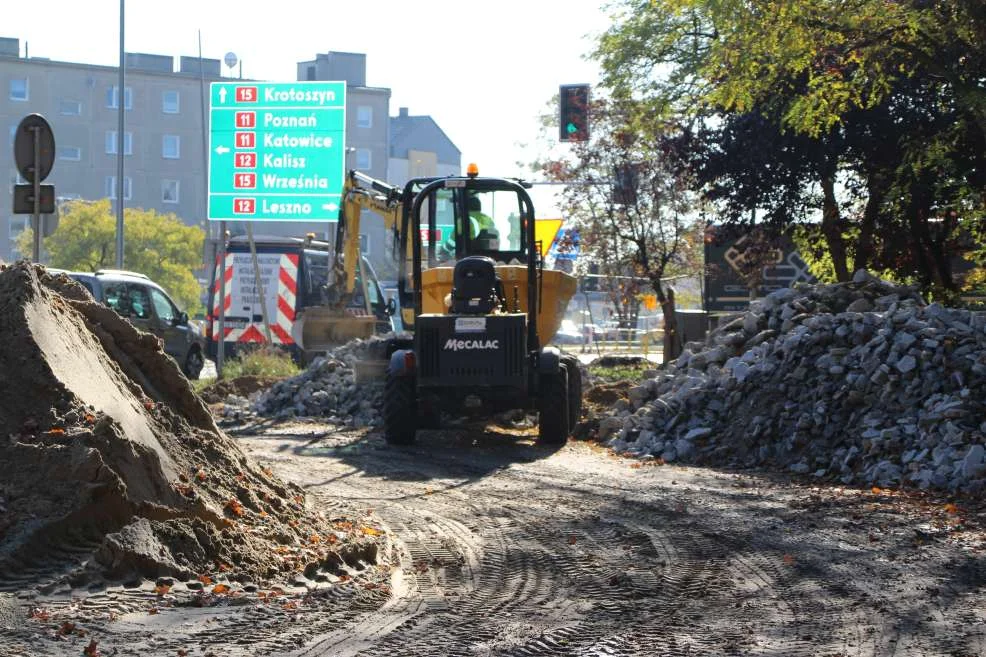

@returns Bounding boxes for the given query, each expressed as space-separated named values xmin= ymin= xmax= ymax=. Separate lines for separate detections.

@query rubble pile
xmin=0 ymin=263 xmax=384 ymax=588
xmin=246 ymin=334 xmax=405 ymax=426
xmin=600 ymin=271 xmax=986 ymax=494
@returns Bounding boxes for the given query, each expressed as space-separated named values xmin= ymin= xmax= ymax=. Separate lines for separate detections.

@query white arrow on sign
xmin=218 ymin=87 xmax=227 ymax=104
xmin=322 ymin=203 xmax=339 ymax=211
xmin=214 ymin=145 xmax=230 ymax=155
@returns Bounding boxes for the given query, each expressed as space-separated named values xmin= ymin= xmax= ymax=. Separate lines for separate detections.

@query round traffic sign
xmin=13 ymin=113 xmax=55 ymax=183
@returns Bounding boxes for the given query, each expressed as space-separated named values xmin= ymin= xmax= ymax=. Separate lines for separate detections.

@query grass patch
xmin=588 ymin=358 xmax=653 ymax=383
xmin=223 ymin=347 xmax=302 ymax=379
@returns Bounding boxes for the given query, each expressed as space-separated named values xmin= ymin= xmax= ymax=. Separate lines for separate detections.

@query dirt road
xmin=4 ymin=421 xmax=985 ymax=656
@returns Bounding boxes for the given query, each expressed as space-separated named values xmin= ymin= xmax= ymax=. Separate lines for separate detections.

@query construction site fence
xmin=574 ymin=328 xmax=665 ymax=357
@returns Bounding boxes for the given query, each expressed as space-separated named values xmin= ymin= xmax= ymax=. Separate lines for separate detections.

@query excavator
xmin=301 ymin=164 xmax=581 ymax=444
xmin=291 ymin=170 xmax=405 ymax=354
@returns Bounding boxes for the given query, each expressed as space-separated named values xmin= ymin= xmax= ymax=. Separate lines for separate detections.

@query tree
xmin=18 ymin=199 xmax=206 ymax=314
xmin=596 ymin=0 xmax=986 ymax=297
xmin=540 ymin=98 xmax=702 ymax=360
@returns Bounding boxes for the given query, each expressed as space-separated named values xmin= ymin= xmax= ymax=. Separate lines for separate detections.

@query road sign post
xmin=208 ymin=81 xmax=347 ymax=223
xmin=12 ymin=113 xmax=56 ymax=263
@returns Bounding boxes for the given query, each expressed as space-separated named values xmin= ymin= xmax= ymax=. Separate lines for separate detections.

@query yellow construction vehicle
xmin=380 ymin=163 xmax=581 ymax=445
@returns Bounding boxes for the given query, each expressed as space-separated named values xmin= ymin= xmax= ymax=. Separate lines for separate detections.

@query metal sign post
xmin=12 ymin=113 xmax=56 ymax=262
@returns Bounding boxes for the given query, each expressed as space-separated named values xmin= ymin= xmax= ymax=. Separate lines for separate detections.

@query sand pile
xmin=0 ymin=263 xmax=383 ymax=590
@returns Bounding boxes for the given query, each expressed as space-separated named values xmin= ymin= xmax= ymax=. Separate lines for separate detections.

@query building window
xmin=357 ymin=106 xmax=373 ymax=129
xmin=162 ymin=90 xmax=180 ymax=114
xmin=58 ymin=146 xmax=82 ymax=161
xmin=105 ymin=131 xmax=133 ymax=155
xmin=162 ymin=135 xmax=180 ymax=159
xmin=106 ymin=86 xmax=133 ymax=110
xmin=59 ymin=100 xmax=82 ymax=116
xmin=104 ymin=176 xmax=132 ymax=200
xmin=356 ymin=148 xmax=372 ymax=170
xmin=162 ymin=179 xmax=180 ymax=203
xmin=9 ymin=78 xmax=28 ymax=101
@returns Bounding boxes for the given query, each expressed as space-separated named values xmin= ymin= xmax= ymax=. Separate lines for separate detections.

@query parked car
xmin=552 ymin=319 xmax=584 ymax=345
xmin=63 ymin=269 xmax=207 ymax=379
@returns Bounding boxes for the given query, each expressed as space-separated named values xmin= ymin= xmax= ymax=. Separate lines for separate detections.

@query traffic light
xmin=559 ymin=84 xmax=590 ymax=142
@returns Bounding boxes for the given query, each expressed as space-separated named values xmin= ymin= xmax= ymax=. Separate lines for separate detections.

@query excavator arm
xmin=325 ymin=170 xmax=403 ymax=308
xmin=292 ymin=170 xmax=406 ymax=357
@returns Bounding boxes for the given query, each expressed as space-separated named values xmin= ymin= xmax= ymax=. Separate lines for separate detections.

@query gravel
xmin=599 ymin=271 xmax=986 ymax=495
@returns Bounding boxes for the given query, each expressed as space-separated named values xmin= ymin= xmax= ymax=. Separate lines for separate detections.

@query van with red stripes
xmin=205 ymin=234 xmax=393 ymax=362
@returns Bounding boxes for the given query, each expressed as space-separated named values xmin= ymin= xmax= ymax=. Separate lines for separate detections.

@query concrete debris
xmin=601 ymin=271 xmax=986 ymax=494
xmin=241 ymin=334 xmax=408 ymax=426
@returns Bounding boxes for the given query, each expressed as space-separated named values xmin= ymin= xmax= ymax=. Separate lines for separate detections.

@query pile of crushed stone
xmin=0 ymin=263 xmax=388 ymax=591
xmin=235 ymin=334 xmax=409 ymax=426
xmin=595 ymin=271 xmax=986 ymax=495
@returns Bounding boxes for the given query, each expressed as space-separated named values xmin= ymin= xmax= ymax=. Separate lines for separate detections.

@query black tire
xmin=538 ymin=366 xmax=569 ymax=445
xmin=561 ymin=355 xmax=583 ymax=429
xmin=183 ymin=347 xmax=204 ymax=380
xmin=383 ymin=373 xmax=418 ymax=445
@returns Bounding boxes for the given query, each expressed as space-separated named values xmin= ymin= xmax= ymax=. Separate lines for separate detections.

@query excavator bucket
xmin=292 ymin=307 xmax=377 ymax=354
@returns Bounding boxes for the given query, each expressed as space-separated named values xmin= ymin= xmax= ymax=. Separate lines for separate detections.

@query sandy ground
xmin=4 ymin=419 xmax=985 ymax=657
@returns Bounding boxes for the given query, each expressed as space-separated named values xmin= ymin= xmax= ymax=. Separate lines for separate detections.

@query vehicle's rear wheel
xmin=561 ymin=355 xmax=583 ymax=429
xmin=383 ymin=373 xmax=418 ymax=445
xmin=538 ymin=366 xmax=569 ymax=445
xmin=183 ymin=347 xmax=204 ymax=380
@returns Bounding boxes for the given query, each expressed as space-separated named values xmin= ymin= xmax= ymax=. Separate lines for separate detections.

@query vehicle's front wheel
xmin=383 ymin=373 xmax=418 ymax=445
xmin=183 ymin=347 xmax=204 ymax=380
xmin=538 ymin=366 xmax=569 ymax=445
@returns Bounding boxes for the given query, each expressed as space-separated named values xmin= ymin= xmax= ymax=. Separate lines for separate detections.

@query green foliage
xmin=588 ymin=359 xmax=651 ymax=383
xmin=222 ymin=346 xmax=300 ymax=379
xmin=20 ymin=199 xmax=206 ymax=315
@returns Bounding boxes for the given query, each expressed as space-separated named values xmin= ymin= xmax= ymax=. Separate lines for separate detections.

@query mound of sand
xmin=0 ymin=263 xmax=382 ymax=589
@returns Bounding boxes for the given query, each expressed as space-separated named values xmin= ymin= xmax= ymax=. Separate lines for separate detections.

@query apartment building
xmin=1 ymin=40 xmax=462 ymax=280
xmin=0 ymin=37 xmax=226 ymax=261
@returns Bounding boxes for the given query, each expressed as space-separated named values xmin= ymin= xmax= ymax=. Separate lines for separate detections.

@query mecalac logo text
xmin=443 ymin=338 xmax=500 ymax=351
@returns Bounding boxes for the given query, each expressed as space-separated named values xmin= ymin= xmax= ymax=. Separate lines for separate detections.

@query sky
xmin=3 ymin=0 xmax=611 ymax=216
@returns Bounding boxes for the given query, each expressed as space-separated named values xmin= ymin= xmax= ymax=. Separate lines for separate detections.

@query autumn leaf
xmin=361 ymin=526 xmax=382 ymax=537
xmin=309 ymin=534 xmax=321 ymax=543
xmin=211 ymin=584 xmax=230 ymax=595
xmin=57 ymin=621 xmax=76 ymax=635
xmin=218 ymin=563 xmax=231 ymax=572
xmin=46 ymin=427 xmax=66 ymax=435
xmin=83 ymin=639 xmax=100 ymax=656
xmin=196 ymin=468 xmax=207 ymax=482
xmin=28 ymin=606 xmax=50 ymax=621
xmin=630 ymin=462 xmax=642 ymax=469
xmin=197 ymin=574 xmax=212 ymax=586
xmin=262 ymin=467 xmax=274 ymax=478
xmin=944 ymin=503 xmax=960 ymax=515
xmin=568 ymin=535 xmax=578 ymax=545
xmin=783 ymin=554 xmax=796 ymax=566
xmin=281 ymin=601 xmax=299 ymax=611
xmin=871 ymin=486 xmax=882 ymax=494
xmin=154 ymin=584 xmax=171 ymax=596
xmin=148 ymin=606 xmax=159 ymax=615
xmin=178 ymin=650 xmax=189 ymax=656
xmin=225 ymin=499 xmax=244 ymax=517
xmin=143 ymin=401 xmax=156 ymax=411
xmin=84 ymin=413 xmax=96 ymax=424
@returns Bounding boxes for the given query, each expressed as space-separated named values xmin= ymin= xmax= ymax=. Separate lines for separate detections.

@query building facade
xmin=0 ymin=37 xmax=225 ymax=261
xmin=1 ymin=40 xmax=461 ymax=282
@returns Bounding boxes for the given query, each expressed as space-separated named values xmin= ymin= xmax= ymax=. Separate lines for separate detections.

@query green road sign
xmin=208 ymin=81 xmax=346 ymax=222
